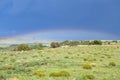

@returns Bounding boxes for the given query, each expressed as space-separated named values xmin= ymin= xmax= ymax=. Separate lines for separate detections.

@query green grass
xmin=0 ymin=45 xmax=120 ymax=80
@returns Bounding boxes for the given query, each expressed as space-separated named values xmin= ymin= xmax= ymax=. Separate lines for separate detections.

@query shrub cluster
xmin=16 ymin=44 xmax=31 ymax=51
xmin=89 ymin=40 xmax=102 ymax=45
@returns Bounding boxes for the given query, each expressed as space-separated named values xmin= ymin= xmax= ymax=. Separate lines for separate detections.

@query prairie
xmin=0 ymin=45 xmax=120 ymax=80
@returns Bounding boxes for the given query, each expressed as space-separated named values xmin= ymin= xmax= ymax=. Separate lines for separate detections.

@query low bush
xmin=50 ymin=42 xmax=60 ymax=48
xmin=83 ymin=58 xmax=87 ymax=61
xmin=34 ymin=70 xmax=45 ymax=77
xmin=82 ymin=62 xmax=92 ymax=69
xmin=16 ymin=44 xmax=31 ymax=51
xmin=109 ymin=62 xmax=116 ymax=66
xmin=83 ymin=74 xmax=95 ymax=80
xmin=90 ymin=40 xmax=102 ymax=45
xmin=49 ymin=70 xmax=70 ymax=77
xmin=64 ymin=56 xmax=69 ymax=59
xmin=83 ymin=58 xmax=96 ymax=62
xmin=100 ymin=59 xmax=103 ymax=61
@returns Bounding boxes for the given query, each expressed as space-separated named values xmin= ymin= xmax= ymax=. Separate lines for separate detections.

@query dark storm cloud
xmin=0 ymin=0 xmax=120 ymax=39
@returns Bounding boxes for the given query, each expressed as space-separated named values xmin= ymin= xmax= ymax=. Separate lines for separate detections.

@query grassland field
xmin=0 ymin=45 xmax=120 ymax=80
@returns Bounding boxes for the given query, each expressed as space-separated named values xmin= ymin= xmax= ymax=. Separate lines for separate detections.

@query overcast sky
xmin=0 ymin=0 xmax=120 ymax=40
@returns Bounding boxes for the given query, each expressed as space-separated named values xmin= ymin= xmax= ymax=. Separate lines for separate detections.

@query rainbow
xmin=0 ymin=29 xmax=119 ymax=44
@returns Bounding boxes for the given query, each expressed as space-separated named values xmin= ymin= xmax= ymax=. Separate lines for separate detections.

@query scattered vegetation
xmin=0 ymin=41 xmax=120 ymax=80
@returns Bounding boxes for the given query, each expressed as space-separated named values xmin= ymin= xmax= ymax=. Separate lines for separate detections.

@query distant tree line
xmin=50 ymin=40 xmax=103 ymax=48
xmin=6 ymin=40 xmax=119 ymax=51
xmin=60 ymin=40 xmax=102 ymax=46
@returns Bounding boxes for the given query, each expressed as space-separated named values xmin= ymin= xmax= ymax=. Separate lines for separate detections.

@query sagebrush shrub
xmin=49 ymin=70 xmax=70 ymax=77
xmin=109 ymin=62 xmax=116 ymax=66
xmin=34 ymin=70 xmax=45 ymax=77
xmin=64 ymin=56 xmax=69 ymax=58
xmin=100 ymin=59 xmax=103 ymax=61
xmin=83 ymin=74 xmax=95 ymax=80
xmin=82 ymin=62 xmax=92 ymax=69
xmin=83 ymin=58 xmax=87 ymax=61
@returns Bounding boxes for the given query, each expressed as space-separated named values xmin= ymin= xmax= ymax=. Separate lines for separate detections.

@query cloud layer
xmin=0 ymin=0 xmax=120 ymax=39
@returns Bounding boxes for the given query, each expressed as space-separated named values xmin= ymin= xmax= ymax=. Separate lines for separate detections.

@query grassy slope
xmin=0 ymin=45 xmax=120 ymax=80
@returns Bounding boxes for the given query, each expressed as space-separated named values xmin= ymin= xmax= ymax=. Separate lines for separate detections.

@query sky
xmin=0 ymin=0 xmax=120 ymax=42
